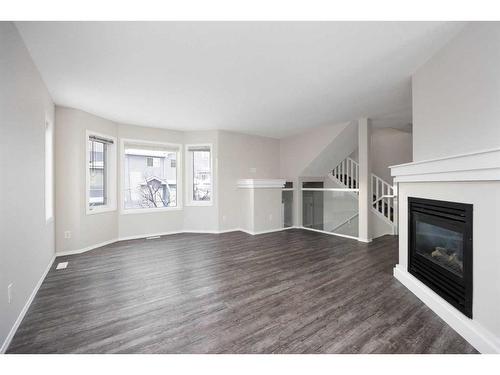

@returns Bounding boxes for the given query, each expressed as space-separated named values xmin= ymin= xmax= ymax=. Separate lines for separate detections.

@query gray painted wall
xmin=0 ymin=22 xmax=55 ymax=350
xmin=371 ymin=127 xmax=412 ymax=183
xmin=413 ymin=22 xmax=500 ymax=161
xmin=218 ymin=130 xmax=280 ymax=231
xmin=55 ymin=107 xmax=119 ymax=252
xmin=350 ymin=127 xmax=413 ymax=184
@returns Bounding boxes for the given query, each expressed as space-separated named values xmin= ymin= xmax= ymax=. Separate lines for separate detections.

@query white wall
xmin=218 ymin=130 xmax=280 ymax=231
xmin=55 ymin=107 xmax=119 ymax=253
xmin=412 ymin=22 xmax=500 ymax=161
xmin=252 ymin=189 xmax=283 ymax=233
xmin=280 ymin=121 xmax=351 ymax=179
xmin=0 ymin=22 xmax=55 ymax=351
xmin=238 ymin=188 xmax=282 ymax=234
xmin=371 ymin=128 xmax=412 ymax=184
xmin=349 ymin=127 xmax=413 ymax=184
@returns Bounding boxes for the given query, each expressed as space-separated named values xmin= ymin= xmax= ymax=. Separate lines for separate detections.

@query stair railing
xmin=332 ymin=157 xmax=359 ymax=189
xmin=371 ymin=174 xmax=394 ymax=223
xmin=331 ymin=157 xmax=397 ymax=225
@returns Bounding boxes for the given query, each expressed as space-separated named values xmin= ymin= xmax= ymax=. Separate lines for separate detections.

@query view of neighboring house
xmin=191 ymin=149 xmax=211 ymax=201
xmin=124 ymin=149 xmax=178 ymax=208
xmin=88 ymin=139 xmax=106 ymax=206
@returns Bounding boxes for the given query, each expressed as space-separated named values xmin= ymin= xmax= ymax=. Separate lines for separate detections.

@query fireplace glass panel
xmin=415 ymin=219 xmax=464 ymax=277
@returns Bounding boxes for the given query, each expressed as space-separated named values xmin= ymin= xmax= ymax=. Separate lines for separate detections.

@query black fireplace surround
xmin=408 ymin=197 xmax=473 ymax=318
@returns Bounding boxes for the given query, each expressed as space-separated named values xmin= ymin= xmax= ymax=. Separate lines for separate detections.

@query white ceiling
xmin=16 ymin=21 xmax=465 ymax=138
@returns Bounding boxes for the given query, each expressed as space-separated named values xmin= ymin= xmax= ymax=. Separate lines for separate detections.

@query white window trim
xmin=120 ymin=138 xmax=183 ymax=214
xmin=86 ymin=130 xmax=117 ymax=215
xmin=45 ymin=117 xmax=54 ymax=223
xmin=185 ymin=143 xmax=214 ymax=207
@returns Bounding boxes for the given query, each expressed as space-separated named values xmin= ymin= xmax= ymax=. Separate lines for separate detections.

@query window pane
xmin=193 ymin=150 xmax=211 ymax=201
xmin=124 ymin=148 xmax=177 ymax=209
xmin=88 ymin=140 xmax=107 ymax=206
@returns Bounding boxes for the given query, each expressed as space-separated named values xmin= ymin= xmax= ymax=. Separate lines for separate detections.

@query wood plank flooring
xmin=7 ymin=229 xmax=477 ymax=353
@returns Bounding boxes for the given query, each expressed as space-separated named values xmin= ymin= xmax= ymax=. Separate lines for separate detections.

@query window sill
xmin=120 ymin=206 xmax=183 ymax=215
xmin=185 ymin=201 xmax=213 ymax=207
xmin=87 ymin=205 xmax=117 ymax=215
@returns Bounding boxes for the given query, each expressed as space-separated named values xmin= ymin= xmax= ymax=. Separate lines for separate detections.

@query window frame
xmin=120 ymin=138 xmax=183 ymax=214
xmin=185 ymin=143 xmax=214 ymax=207
xmin=85 ymin=130 xmax=117 ymax=215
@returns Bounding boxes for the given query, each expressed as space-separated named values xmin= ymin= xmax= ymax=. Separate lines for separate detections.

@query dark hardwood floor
xmin=7 ymin=229 xmax=477 ymax=353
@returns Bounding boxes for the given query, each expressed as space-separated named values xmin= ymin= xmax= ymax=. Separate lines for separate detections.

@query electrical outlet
xmin=7 ymin=283 xmax=13 ymax=304
xmin=250 ymin=167 xmax=257 ymax=174
xmin=64 ymin=231 xmax=72 ymax=239
xmin=222 ymin=215 xmax=227 ymax=222
xmin=268 ymin=214 xmax=273 ymax=221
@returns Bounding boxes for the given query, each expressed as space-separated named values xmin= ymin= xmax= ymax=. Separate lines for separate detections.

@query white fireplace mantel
xmin=391 ymin=147 xmax=500 ymax=353
xmin=390 ymin=147 xmax=500 ymax=182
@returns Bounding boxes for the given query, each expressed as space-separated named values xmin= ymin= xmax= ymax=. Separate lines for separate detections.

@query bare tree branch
xmin=138 ymin=176 xmax=170 ymax=208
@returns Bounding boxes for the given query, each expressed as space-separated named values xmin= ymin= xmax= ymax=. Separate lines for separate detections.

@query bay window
xmin=122 ymin=139 xmax=181 ymax=212
xmin=86 ymin=131 xmax=117 ymax=214
xmin=186 ymin=144 xmax=213 ymax=206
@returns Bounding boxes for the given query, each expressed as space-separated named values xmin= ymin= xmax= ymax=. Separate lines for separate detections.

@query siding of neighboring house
xmin=124 ymin=153 xmax=177 ymax=208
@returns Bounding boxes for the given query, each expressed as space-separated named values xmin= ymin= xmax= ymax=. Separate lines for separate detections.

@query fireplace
xmin=408 ymin=197 xmax=473 ymax=318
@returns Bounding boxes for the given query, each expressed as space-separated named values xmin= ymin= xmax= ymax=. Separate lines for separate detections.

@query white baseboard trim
xmin=216 ymin=228 xmax=245 ymax=234
xmin=119 ymin=231 xmax=183 ymax=242
xmin=394 ymin=265 xmax=500 ymax=354
xmin=183 ymin=229 xmax=235 ymax=234
xmin=1 ymin=255 xmax=55 ymax=354
xmin=56 ymin=238 xmax=119 ymax=257
xmin=55 ymin=227 xmax=300 ymax=257
xmin=357 ymin=237 xmax=373 ymax=243
xmin=239 ymin=226 xmax=297 ymax=236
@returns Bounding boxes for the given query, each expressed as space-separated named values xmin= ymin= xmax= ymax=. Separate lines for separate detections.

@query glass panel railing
xmin=282 ymin=189 xmax=294 ymax=228
xmin=302 ymin=188 xmax=359 ymax=238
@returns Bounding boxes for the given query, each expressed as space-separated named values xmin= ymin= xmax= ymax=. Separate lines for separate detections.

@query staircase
xmin=330 ymin=157 xmax=397 ymax=234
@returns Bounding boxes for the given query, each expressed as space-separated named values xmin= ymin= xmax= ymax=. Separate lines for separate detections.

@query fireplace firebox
xmin=408 ymin=197 xmax=473 ymax=318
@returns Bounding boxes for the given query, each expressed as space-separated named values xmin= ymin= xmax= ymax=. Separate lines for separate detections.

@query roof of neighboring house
xmin=139 ymin=176 xmax=168 ymax=186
